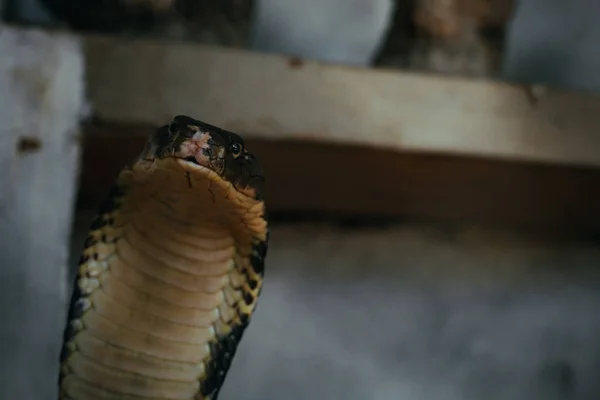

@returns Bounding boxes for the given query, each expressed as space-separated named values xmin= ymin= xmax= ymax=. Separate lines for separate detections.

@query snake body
xmin=58 ymin=116 xmax=269 ymax=399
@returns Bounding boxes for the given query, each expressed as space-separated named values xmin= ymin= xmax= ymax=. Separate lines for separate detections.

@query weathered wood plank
xmin=79 ymin=123 xmax=600 ymax=233
xmin=82 ymin=34 xmax=600 ymax=168
xmin=0 ymin=25 xmax=84 ymax=400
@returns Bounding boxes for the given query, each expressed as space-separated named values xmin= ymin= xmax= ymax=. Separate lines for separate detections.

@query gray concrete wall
xmin=0 ymin=27 xmax=83 ymax=400
xmin=503 ymin=0 xmax=600 ymax=93
xmin=68 ymin=214 xmax=600 ymax=400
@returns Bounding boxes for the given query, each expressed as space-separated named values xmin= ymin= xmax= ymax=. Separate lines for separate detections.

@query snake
xmin=58 ymin=115 xmax=269 ymax=400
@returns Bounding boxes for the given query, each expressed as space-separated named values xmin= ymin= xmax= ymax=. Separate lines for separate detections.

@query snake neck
xmin=59 ymin=162 xmax=267 ymax=400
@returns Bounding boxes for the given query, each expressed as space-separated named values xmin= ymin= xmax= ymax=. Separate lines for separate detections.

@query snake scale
xmin=58 ymin=115 xmax=269 ymax=400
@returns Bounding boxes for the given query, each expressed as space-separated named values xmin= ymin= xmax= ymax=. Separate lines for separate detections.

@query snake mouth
xmin=172 ymin=154 xmax=220 ymax=179
xmin=183 ymin=155 xmax=202 ymax=164
xmin=171 ymin=154 xmax=262 ymax=203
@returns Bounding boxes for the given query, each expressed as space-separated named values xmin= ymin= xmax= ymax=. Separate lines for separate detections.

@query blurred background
xmin=2 ymin=0 xmax=600 ymax=399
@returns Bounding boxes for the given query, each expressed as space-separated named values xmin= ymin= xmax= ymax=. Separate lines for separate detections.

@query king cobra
xmin=58 ymin=115 xmax=269 ymax=399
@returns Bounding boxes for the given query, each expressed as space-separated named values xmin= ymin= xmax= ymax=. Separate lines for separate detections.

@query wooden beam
xmin=75 ymin=33 xmax=600 ymax=232
xmin=82 ymin=34 xmax=600 ymax=168
xmin=0 ymin=26 xmax=84 ymax=400
xmin=80 ymin=122 xmax=600 ymax=233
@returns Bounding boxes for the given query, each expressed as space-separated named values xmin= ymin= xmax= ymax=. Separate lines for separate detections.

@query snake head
xmin=140 ymin=115 xmax=265 ymax=200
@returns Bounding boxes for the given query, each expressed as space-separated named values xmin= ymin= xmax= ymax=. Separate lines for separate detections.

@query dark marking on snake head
xmin=170 ymin=115 xmax=205 ymax=138
xmin=154 ymin=115 xmax=205 ymax=159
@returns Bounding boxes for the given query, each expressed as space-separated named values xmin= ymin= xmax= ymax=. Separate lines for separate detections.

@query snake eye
xmin=229 ymin=142 xmax=242 ymax=156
